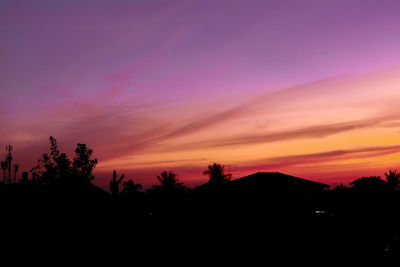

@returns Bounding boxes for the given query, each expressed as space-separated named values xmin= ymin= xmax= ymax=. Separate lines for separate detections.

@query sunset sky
xmin=1 ymin=0 xmax=400 ymax=189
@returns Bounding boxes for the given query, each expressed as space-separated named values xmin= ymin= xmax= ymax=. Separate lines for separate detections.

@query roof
xmin=228 ymin=172 xmax=329 ymax=190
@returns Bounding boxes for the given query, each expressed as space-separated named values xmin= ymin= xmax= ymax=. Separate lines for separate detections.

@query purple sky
xmin=2 ymin=0 xmax=400 ymax=189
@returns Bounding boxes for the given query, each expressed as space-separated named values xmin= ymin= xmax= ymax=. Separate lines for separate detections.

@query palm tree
xmin=155 ymin=170 xmax=183 ymax=190
xmin=203 ymin=163 xmax=231 ymax=185
xmin=385 ymin=169 xmax=400 ymax=191
xmin=123 ymin=179 xmax=142 ymax=195
xmin=110 ymin=170 xmax=125 ymax=196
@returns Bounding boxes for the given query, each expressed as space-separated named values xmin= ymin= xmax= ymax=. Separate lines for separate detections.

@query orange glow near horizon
xmin=2 ymin=1 xmax=400 ymax=189
xmin=85 ymin=68 xmax=400 ymax=189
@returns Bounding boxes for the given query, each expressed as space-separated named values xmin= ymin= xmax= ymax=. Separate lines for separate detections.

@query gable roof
xmin=228 ymin=172 xmax=329 ymax=190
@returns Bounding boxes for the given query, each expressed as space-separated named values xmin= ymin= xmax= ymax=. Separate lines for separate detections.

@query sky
xmin=1 ymin=0 xmax=400 ymax=189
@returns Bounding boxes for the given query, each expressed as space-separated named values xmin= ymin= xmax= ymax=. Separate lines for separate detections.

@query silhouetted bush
xmin=350 ymin=176 xmax=386 ymax=192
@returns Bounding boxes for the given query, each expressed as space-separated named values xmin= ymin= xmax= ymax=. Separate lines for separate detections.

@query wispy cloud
xmin=249 ymin=145 xmax=400 ymax=169
xmin=5 ymin=67 xmax=400 ymax=188
xmin=222 ymin=144 xmax=400 ymax=186
xmin=165 ymin=113 xmax=400 ymax=151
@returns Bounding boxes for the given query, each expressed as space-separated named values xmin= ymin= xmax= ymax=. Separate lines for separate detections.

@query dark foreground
xmin=1 ymin=173 xmax=400 ymax=263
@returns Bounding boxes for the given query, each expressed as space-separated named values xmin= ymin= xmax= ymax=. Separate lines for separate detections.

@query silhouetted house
xmin=228 ymin=171 xmax=328 ymax=196
xmin=187 ymin=172 xmax=331 ymax=254
xmin=226 ymin=172 xmax=328 ymax=210
xmin=193 ymin=172 xmax=329 ymax=220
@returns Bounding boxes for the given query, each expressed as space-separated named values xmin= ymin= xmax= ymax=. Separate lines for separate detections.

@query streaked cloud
xmin=246 ymin=145 xmax=400 ymax=169
xmin=172 ymin=113 xmax=400 ymax=150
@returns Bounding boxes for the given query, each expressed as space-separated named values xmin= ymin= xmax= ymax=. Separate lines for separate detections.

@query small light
xmin=315 ymin=210 xmax=328 ymax=214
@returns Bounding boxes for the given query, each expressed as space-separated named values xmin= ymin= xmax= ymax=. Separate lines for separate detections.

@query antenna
xmin=6 ymin=144 xmax=12 ymax=153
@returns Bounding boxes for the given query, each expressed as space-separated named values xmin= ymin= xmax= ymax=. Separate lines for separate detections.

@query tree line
xmin=2 ymin=136 xmax=399 ymax=196
xmin=7 ymin=137 xmax=231 ymax=194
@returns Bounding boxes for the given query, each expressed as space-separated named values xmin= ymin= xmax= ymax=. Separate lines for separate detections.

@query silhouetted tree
xmin=385 ymin=169 xmax=400 ymax=191
xmin=72 ymin=143 xmax=98 ymax=184
xmin=147 ymin=170 xmax=188 ymax=220
xmin=51 ymin=137 xmax=71 ymax=182
xmin=122 ymin=179 xmax=144 ymax=206
xmin=31 ymin=136 xmax=97 ymax=185
xmin=350 ymin=176 xmax=386 ymax=192
xmin=110 ymin=170 xmax=124 ymax=196
xmin=203 ymin=163 xmax=231 ymax=185
xmin=31 ymin=136 xmax=71 ymax=184
xmin=153 ymin=170 xmax=184 ymax=191
xmin=123 ymin=179 xmax=142 ymax=195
